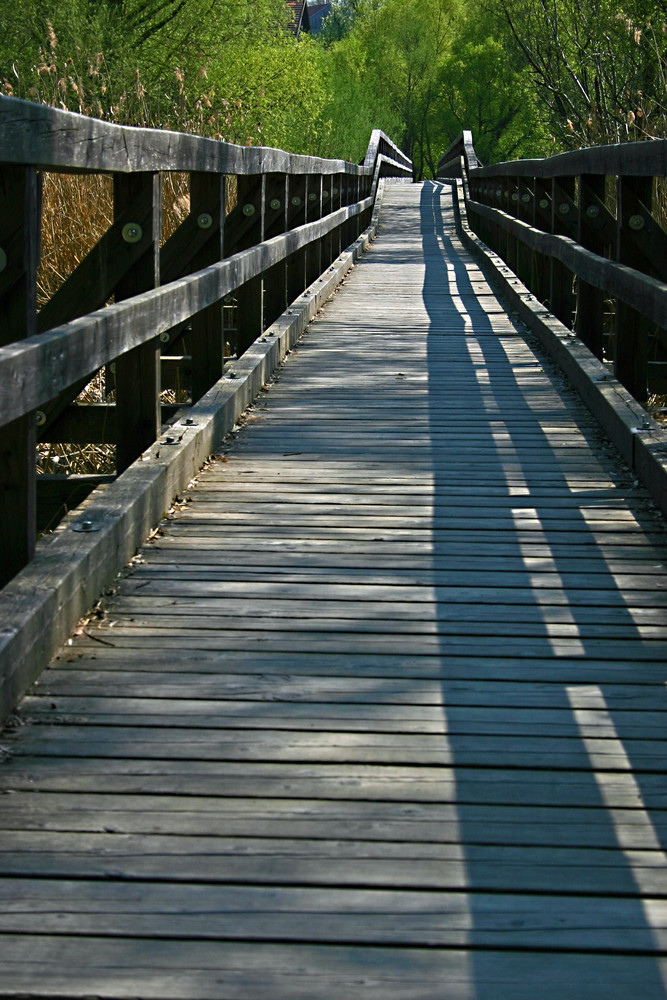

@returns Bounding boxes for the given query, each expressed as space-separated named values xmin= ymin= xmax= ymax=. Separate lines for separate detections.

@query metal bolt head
xmin=122 ymin=222 xmax=143 ymax=244
xmin=559 ymin=203 xmax=570 ymax=214
xmin=227 ymin=371 xmax=238 ymax=379
xmin=586 ymin=204 xmax=600 ymax=218
xmin=496 ymin=188 xmax=502 ymax=198
xmin=332 ymin=187 xmax=338 ymax=196
xmin=0 ymin=247 xmax=7 ymax=272
xmin=35 ymin=410 xmax=46 ymax=427
xmin=197 ymin=212 xmax=213 ymax=229
xmin=163 ymin=435 xmax=176 ymax=445
xmin=539 ymin=198 xmax=549 ymax=209
xmin=182 ymin=417 xmax=197 ymax=426
xmin=521 ymin=193 xmax=531 ymax=204
xmin=159 ymin=331 xmax=170 ymax=344
xmin=511 ymin=192 xmax=519 ymax=202
xmin=308 ymin=192 xmax=317 ymax=202
xmin=73 ymin=518 xmax=100 ymax=533
xmin=323 ymin=190 xmax=329 ymax=200
xmin=291 ymin=196 xmax=302 ymax=207
xmin=269 ymin=198 xmax=281 ymax=211
xmin=242 ymin=204 xmax=255 ymax=217
xmin=629 ymin=214 xmax=645 ymax=231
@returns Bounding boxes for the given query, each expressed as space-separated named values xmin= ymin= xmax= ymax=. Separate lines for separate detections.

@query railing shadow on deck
xmin=0 ymin=96 xmax=412 ymax=723
xmin=437 ymin=132 xmax=667 ymax=528
xmin=422 ymin=178 xmax=667 ymax=994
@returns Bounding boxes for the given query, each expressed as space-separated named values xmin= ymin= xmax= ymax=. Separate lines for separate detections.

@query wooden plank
xmin=0 ymin=939 xmax=665 ymax=1000
xmin=3 ymin=832 xmax=667 ymax=897
xmin=5 ymin=759 xmax=667 ymax=806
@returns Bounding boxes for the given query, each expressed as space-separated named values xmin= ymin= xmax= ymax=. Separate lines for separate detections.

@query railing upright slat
xmin=0 ymin=166 xmax=40 ymax=587
xmin=190 ymin=171 xmax=226 ymax=402
xmin=113 ymin=172 xmax=162 ymax=473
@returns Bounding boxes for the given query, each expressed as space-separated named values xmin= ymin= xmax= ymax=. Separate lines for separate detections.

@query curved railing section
xmin=0 ymin=96 xmax=412 ymax=587
xmin=438 ymin=131 xmax=667 ymax=410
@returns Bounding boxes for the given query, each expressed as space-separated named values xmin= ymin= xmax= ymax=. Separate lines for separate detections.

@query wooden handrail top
xmin=0 ymin=96 xmax=412 ymax=178
xmin=439 ymin=129 xmax=667 ymax=179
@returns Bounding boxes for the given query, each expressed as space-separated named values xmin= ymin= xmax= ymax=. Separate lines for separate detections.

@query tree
xmin=438 ymin=10 xmax=551 ymax=164
xmin=480 ymin=0 xmax=667 ymax=147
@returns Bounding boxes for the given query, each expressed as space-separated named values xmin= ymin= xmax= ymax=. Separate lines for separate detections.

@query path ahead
xmin=2 ymin=183 xmax=667 ymax=998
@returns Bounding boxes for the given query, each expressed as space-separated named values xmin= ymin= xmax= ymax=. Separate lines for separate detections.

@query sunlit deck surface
xmin=2 ymin=182 xmax=667 ymax=998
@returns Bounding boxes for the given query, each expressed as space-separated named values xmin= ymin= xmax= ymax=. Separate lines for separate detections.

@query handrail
xmin=0 ymin=96 xmax=412 ymax=587
xmin=0 ymin=95 xmax=405 ymax=177
xmin=437 ymin=131 xmax=667 ymax=410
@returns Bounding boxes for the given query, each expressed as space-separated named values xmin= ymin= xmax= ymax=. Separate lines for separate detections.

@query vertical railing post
xmin=492 ymin=178 xmax=504 ymax=259
xmin=321 ymin=174 xmax=334 ymax=269
xmin=352 ymin=175 xmax=361 ymax=239
xmin=234 ymin=174 xmax=264 ymax=356
xmin=0 ymin=166 xmax=41 ymax=587
xmin=576 ymin=175 xmax=607 ymax=360
xmin=505 ymin=176 xmax=519 ymax=274
xmin=306 ymin=175 xmax=322 ymax=286
xmin=333 ymin=174 xmax=343 ymax=257
xmin=189 ymin=171 xmax=225 ymax=401
xmin=533 ymin=179 xmax=552 ymax=304
xmin=550 ymin=177 xmax=576 ymax=327
xmin=113 ymin=172 xmax=161 ymax=474
xmin=615 ymin=176 xmax=653 ymax=401
xmin=516 ymin=177 xmax=533 ymax=288
xmin=286 ymin=175 xmax=307 ymax=303
xmin=263 ymin=173 xmax=289 ymax=328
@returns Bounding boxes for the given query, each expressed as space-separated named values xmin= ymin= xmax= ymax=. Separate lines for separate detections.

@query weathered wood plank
xmin=0 ymin=96 xmax=411 ymax=179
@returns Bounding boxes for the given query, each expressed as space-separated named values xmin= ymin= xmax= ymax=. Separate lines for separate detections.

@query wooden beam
xmin=113 ymin=172 xmax=162 ymax=473
xmin=189 ymin=172 xmax=226 ymax=402
xmin=0 ymin=96 xmax=410 ymax=180
xmin=0 ymin=166 xmax=40 ymax=587
xmin=263 ymin=174 xmax=288 ymax=329
xmin=550 ymin=178 xmax=576 ymax=327
xmin=233 ymin=175 xmax=264 ymax=356
xmin=614 ymin=176 xmax=653 ymax=402
xmin=286 ymin=176 xmax=307 ymax=304
xmin=576 ymin=175 xmax=607 ymax=360
xmin=306 ymin=175 xmax=323 ymax=286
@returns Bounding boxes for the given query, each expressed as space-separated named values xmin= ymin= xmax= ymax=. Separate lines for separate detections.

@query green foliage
xmin=480 ymin=0 xmax=667 ymax=147
xmin=438 ymin=11 xmax=551 ymax=163
xmin=318 ymin=0 xmax=360 ymax=45
xmin=2 ymin=0 xmax=666 ymax=173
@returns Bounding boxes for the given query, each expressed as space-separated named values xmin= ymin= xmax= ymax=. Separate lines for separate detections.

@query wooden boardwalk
xmin=2 ymin=181 xmax=667 ymax=997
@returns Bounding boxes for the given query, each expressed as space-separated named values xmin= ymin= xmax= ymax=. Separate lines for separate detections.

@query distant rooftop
xmin=307 ymin=2 xmax=331 ymax=34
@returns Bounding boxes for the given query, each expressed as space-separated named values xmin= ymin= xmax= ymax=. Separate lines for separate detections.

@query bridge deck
xmin=2 ymin=182 xmax=667 ymax=997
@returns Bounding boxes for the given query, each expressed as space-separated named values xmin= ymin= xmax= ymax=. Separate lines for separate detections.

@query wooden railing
xmin=0 ymin=97 xmax=411 ymax=588
xmin=438 ymin=131 xmax=667 ymax=408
